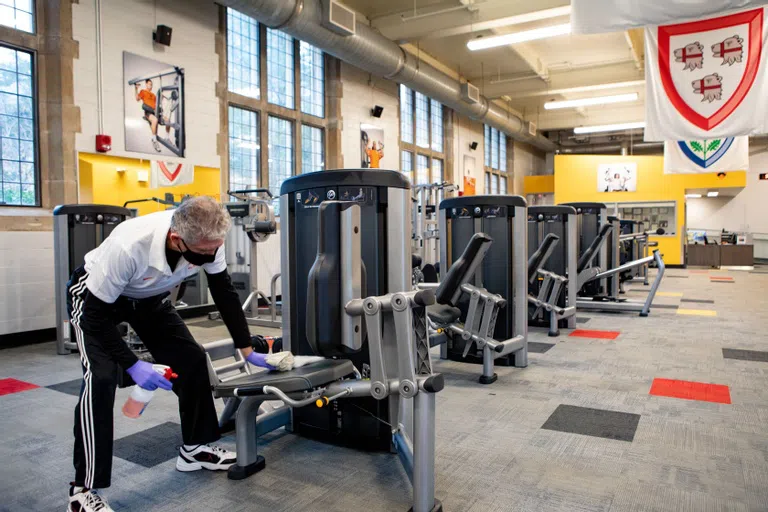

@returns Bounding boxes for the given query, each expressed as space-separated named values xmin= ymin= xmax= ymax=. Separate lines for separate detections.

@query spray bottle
xmin=122 ymin=364 xmax=178 ymax=418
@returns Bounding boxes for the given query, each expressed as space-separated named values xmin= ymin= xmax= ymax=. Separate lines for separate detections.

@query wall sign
xmin=598 ymin=162 xmax=638 ymax=192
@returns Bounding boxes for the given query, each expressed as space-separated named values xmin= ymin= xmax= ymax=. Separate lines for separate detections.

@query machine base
xmin=479 ymin=373 xmax=498 ymax=385
xmin=548 ymin=330 xmax=560 ymax=337
xmin=228 ymin=456 xmax=266 ymax=480
xmin=639 ymin=312 xmax=649 ymax=317
xmin=409 ymin=498 xmax=443 ymax=512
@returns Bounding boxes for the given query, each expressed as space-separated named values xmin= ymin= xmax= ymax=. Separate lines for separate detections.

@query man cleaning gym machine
xmin=66 ymin=196 xmax=275 ymax=512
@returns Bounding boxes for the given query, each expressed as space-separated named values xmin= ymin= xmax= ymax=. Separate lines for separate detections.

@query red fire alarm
xmin=96 ymin=134 xmax=112 ymax=152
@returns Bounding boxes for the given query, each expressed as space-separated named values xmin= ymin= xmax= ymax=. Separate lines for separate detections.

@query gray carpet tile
xmin=46 ymin=378 xmax=83 ymax=397
xmin=652 ymin=304 xmax=680 ymax=310
xmin=681 ymin=298 xmax=715 ymax=304
xmin=528 ymin=342 xmax=555 ymax=354
xmin=3 ymin=268 xmax=768 ymax=511
xmin=722 ymin=348 xmax=768 ymax=362
xmin=665 ymin=275 xmax=690 ymax=278
xmin=576 ymin=316 xmax=591 ymax=324
xmin=113 ymin=422 xmax=183 ymax=468
xmin=541 ymin=404 xmax=641 ymax=442
xmin=710 ymin=280 xmax=735 ymax=284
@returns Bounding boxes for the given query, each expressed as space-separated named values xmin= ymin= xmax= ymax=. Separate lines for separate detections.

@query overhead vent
xmin=461 ymin=82 xmax=480 ymax=104
xmin=322 ymin=0 xmax=356 ymax=36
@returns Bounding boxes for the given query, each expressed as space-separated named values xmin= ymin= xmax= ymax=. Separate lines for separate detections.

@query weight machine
xmin=216 ymin=189 xmax=280 ymax=328
xmin=127 ymin=67 xmax=185 ymax=157
xmin=412 ymin=182 xmax=458 ymax=281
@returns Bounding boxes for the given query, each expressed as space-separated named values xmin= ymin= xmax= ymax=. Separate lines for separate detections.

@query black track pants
xmin=68 ymin=268 xmax=220 ymax=489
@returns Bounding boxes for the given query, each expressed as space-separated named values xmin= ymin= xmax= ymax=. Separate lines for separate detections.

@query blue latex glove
xmin=126 ymin=361 xmax=174 ymax=391
xmin=247 ymin=351 xmax=276 ymax=370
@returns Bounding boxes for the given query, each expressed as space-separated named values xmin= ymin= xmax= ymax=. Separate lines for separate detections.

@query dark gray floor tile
xmin=541 ymin=404 xmax=640 ymax=442
xmin=46 ymin=378 xmax=83 ymax=397
xmin=665 ymin=275 xmax=689 ymax=278
xmin=576 ymin=317 xmax=591 ymax=324
xmin=113 ymin=422 xmax=183 ymax=468
xmin=723 ymin=348 xmax=768 ymax=362
xmin=528 ymin=342 xmax=555 ymax=354
xmin=681 ymin=298 xmax=715 ymax=304
xmin=651 ymin=304 xmax=679 ymax=310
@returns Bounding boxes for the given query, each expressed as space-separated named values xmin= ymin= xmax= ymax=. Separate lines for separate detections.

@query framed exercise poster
xmin=123 ymin=51 xmax=186 ymax=157
xmin=597 ymin=162 xmax=637 ymax=192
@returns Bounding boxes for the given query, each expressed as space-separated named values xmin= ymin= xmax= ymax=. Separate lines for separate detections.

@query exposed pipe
xmin=559 ymin=142 xmax=663 ymax=154
xmin=220 ymin=0 xmax=557 ymax=151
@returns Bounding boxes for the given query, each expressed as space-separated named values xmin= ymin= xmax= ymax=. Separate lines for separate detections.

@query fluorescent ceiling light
xmin=544 ymin=93 xmax=639 ymax=110
xmin=707 ymin=191 xmax=719 ymax=197
xmin=573 ymin=122 xmax=645 ymax=134
xmin=467 ymin=23 xmax=571 ymax=51
xmin=685 ymin=193 xmax=702 ymax=198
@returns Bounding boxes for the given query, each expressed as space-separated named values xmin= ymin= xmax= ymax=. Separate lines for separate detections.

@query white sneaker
xmin=68 ymin=485 xmax=113 ymax=512
xmin=176 ymin=444 xmax=236 ymax=472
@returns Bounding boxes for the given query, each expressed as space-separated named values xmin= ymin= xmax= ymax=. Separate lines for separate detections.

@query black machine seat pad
xmin=427 ymin=303 xmax=462 ymax=325
xmin=213 ymin=359 xmax=354 ymax=398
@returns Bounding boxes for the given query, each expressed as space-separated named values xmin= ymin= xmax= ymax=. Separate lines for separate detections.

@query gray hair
xmin=170 ymin=196 xmax=231 ymax=244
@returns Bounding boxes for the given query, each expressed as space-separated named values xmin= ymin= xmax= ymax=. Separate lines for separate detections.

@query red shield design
xmin=659 ymin=8 xmax=763 ymax=130
xmin=158 ymin=161 xmax=183 ymax=182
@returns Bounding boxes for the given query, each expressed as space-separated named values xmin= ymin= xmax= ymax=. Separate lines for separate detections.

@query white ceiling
xmin=343 ymin=0 xmax=648 ymax=132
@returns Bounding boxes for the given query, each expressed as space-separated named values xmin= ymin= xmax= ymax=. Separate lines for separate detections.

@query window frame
xmin=399 ymin=86 xmax=449 ymax=186
xmin=224 ymin=8 xmax=331 ymax=203
xmin=484 ymin=124 xmax=509 ymax=195
xmin=0 ymin=42 xmax=39 ymax=207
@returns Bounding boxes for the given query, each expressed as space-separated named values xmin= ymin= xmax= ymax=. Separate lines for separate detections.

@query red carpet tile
xmin=0 ymin=378 xmax=39 ymax=396
xmin=569 ymin=329 xmax=620 ymax=340
xmin=710 ymin=276 xmax=734 ymax=281
xmin=649 ymin=378 xmax=731 ymax=404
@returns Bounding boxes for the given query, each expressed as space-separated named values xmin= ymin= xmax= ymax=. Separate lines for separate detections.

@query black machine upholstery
xmin=527 ymin=233 xmax=559 ymax=282
xmin=427 ymin=303 xmax=461 ymax=324
xmin=577 ymin=223 xmax=614 ymax=272
xmin=412 ymin=253 xmax=423 ymax=268
xmin=434 ymin=233 xmax=493 ymax=306
xmin=212 ymin=359 xmax=355 ymax=398
xmin=305 ymin=201 xmax=365 ymax=357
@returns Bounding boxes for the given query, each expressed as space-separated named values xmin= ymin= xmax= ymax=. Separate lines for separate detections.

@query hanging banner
xmin=645 ymin=8 xmax=768 ymax=141
xmin=150 ymin=160 xmax=194 ymax=188
xmin=664 ymin=136 xmax=749 ymax=173
xmin=571 ymin=0 xmax=768 ymax=34
xmin=598 ymin=162 xmax=638 ymax=192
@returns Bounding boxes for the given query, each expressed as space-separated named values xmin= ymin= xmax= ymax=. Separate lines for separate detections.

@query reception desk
xmin=686 ymin=244 xmax=753 ymax=268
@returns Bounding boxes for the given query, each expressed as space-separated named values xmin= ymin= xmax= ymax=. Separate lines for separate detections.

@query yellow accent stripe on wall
xmin=677 ymin=309 xmax=717 ymax=317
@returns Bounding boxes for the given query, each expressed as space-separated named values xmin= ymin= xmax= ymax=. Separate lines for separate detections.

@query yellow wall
xmin=78 ymin=153 xmax=221 ymax=216
xmin=554 ymin=154 xmax=746 ymax=265
xmin=523 ymin=175 xmax=555 ymax=195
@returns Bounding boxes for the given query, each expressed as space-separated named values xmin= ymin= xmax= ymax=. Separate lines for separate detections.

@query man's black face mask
xmin=180 ymin=239 xmax=217 ymax=266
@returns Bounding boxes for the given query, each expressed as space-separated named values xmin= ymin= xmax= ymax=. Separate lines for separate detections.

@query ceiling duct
xmin=220 ymin=0 xmax=557 ymax=152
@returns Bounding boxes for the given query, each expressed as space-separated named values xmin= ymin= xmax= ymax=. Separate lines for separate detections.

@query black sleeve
xmin=206 ymin=270 xmax=252 ymax=349
xmin=80 ymin=291 xmax=139 ymax=369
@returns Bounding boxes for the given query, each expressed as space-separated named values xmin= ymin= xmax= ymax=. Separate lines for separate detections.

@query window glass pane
xmin=301 ymin=124 xmax=323 ymax=173
xmin=228 ymin=106 xmax=260 ymax=193
xmin=401 ymin=150 xmax=413 ymax=181
xmin=0 ymin=0 xmax=34 ymax=33
xmin=416 ymin=154 xmax=429 ymax=185
xmin=400 ymin=85 xmax=413 ymax=144
xmin=268 ymin=116 xmax=293 ymax=209
xmin=491 ymin=174 xmax=499 ymax=195
xmin=299 ymin=41 xmax=324 ymax=118
xmin=432 ymin=158 xmax=443 ymax=184
xmin=430 ymin=99 xmax=443 ymax=153
xmin=267 ymin=28 xmax=294 ymax=109
xmin=0 ymin=46 xmax=36 ymax=206
xmin=499 ymin=132 xmax=507 ymax=172
xmin=415 ymin=92 xmax=429 ymax=149
xmin=491 ymin=127 xmax=499 ymax=169
xmin=484 ymin=172 xmax=490 ymax=194
xmin=484 ymin=125 xmax=490 ymax=167
xmin=227 ymin=8 xmax=260 ymax=99
xmin=499 ymin=177 xmax=507 ymax=195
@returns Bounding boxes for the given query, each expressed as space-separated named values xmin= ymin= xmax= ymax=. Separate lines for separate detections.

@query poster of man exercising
xmin=123 ymin=52 xmax=186 ymax=157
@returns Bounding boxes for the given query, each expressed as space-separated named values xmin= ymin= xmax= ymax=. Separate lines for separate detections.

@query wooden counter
xmin=686 ymin=244 xmax=720 ymax=267
xmin=720 ymin=244 xmax=754 ymax=266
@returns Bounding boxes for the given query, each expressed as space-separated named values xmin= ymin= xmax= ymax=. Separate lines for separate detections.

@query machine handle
xmin=413 ymin=289 xmax=436 ymax=307
xmin=251 ymin=220 xmax=277 ymax=234
xmin=227 ymin=188 xmax=274 ymax=198
xmin=123 ymin=197 xmax=178 ymax=208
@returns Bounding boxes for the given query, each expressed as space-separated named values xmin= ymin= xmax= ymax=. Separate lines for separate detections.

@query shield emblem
xmin=677 ymin=137 xmax=734 ymax=168
xmin=659 ymin=8 xmax=763 ymax=131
